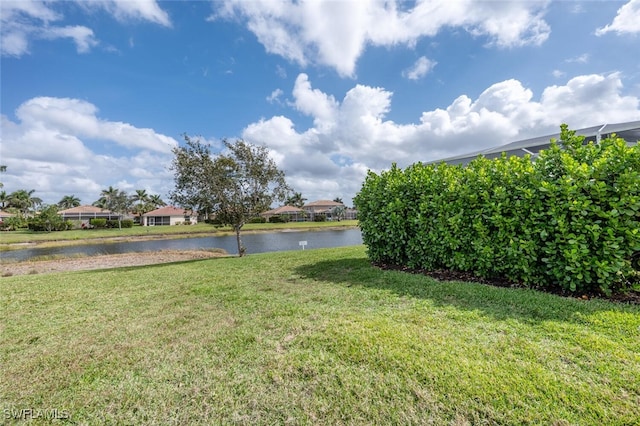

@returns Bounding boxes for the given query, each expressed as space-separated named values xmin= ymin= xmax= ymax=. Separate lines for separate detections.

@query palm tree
xmin=93 ymin=186 xmax=119 ymax=210
xmin=58 ymin=195 xmax=81 ymax=209
xmin=8 ymin=189 xmax=42 ymax=215
xmin=149 ymin=194 xmax=166 ymax=208
xmin=131 ymin=189 xmax=150 ymax=205
xmin=0 ymin=191 xmax=8 ymax=209
xmin=286 ymin=192 xmax=307 ymax=208
xmin=333 ymin=197 xmax=343 ymax=204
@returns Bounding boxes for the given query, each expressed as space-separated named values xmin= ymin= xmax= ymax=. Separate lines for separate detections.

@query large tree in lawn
xmin=170 ymin=136 xmax=290 ymax=256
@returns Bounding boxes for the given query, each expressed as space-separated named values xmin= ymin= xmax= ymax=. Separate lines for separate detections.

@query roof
xmin=304 ymin=200 xmax=344 ymax=208
xmin=262 ymin=205 xmax=305 ymax=216
xmin=0 ymin=211 xmax=15 ymax=218
xmin=431 ymin=120 xmax=640 ymax=166
xmin=58 ymin=205 xmax=114 ymax=214
xmin=143 ymin=206 xmax=194 ymax=216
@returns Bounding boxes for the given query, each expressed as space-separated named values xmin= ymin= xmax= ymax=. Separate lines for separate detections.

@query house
xmin=0 ymin=211 xmax=14 ymax=222
xmin=261 ymin=205 xmax=306 ymax=222
xmin=58 ymin=205 xmax=120 ymax=223
xmin=142 ymin=206 xmax=197 ymax=226
xmin=303 ymin=200 xmax=345 ymax=221
xmin=430 ymin=120 xmax=640 ymax=166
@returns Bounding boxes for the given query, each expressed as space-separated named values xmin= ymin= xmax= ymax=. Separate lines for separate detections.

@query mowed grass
xmin=1 ymin=246 xmax=639 ymax=425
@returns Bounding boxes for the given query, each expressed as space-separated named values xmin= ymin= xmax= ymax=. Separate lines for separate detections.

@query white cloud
xmin=240 ymin=72 xmax=640 ymax=205
xmin=1 ymin=97 xmax=178 ymax=205
xmin=90 ymin=0 xmax=172 ymax=27
xmin=266 ymin=88 xmax=284 ymax=104
xmin=211 ymin=0 xmax=551 ymax=77
xmin=0 ymin=0 xmax=170 ymax=57
xmin=403 ymin=56 xmax=436 ymax=80
xmin=565 ymin=53 xmax=590 ymax=64
xmin=0 ymin=1 xmax=96 ymax=56
xmin=596 ymin=0 xmax=640 ymax=36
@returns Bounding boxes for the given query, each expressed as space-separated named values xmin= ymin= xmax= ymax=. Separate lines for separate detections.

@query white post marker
xmin=299 ymin=241 xmax=307 ymax=250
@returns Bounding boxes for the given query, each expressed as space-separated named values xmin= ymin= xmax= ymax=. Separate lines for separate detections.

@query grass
xmin=0 ymin=220 xmax=359 ymax=248
xmin=1 ymin=246 xmax=639 ymax=425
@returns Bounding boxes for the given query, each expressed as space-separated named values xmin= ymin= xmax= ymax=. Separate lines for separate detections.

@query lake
xmin=2 ymin=228 xmax=364 ymax=261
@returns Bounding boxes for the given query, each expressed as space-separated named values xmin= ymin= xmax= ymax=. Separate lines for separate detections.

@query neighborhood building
xmin=0 ymin=211 xmax=15 ymax=222
xmin=261 ymin=205 xmax=306 ymax=222
xmin=142 ymin=206 xmax=197 ymax=226
xmin=430 ymin=120 xmax=640 ymax=166
xmin=58 ymin=205 xmax=120 ymax=222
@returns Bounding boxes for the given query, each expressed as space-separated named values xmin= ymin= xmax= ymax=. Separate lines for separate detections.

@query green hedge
xmin=355 ymin=125 xmax=640 ymax=295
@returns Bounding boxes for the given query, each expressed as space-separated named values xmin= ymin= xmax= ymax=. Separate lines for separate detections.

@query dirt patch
xmin=1 ymin=250 xmax=228 ymax=277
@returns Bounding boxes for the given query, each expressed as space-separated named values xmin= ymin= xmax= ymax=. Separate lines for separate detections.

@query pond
xmin=2 ymin=228 xmax=364 ymax=262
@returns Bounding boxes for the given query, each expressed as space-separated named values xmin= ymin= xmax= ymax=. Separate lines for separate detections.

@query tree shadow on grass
xmin=294 ymin=256 xmax=640 ymax=324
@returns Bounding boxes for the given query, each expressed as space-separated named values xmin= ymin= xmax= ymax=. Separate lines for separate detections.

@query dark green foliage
xmin=268 ymin=215 xmax=286 ymax=223
xmin=313 ymin=215 xmax=327 ymax=222
xmin=355 ymin=125 xmax=640 ymax=295
xmin=90 ymin=218 xmax=107 ymax=228
xmin=27 ymin=206 xmax=72 ymax=232
xmin=249 ymin=216 xmax=267 ymax=223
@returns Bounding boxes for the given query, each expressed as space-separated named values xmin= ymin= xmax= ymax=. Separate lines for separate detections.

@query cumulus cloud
xmin=0 ymin=0 xmax=170 ymax=57
xmin=1 ymin=97 xmax=178 ymax=205
xmin=403 ymin=56 xmax=437 ymax=80
xmin=88 ymin=0 xmax=172 ymax=27
xmin=240 ymin=72 xmax=640 ymax=204
xmin=0 ymin=1 xmax=97 ymax=56
xmin=211 ymin=0 xmax=551 ymax=77
xmin=596 ymin=0 xmax=640 ymax=36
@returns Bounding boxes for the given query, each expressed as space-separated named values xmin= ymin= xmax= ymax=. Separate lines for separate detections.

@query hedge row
xmin=355 ymin=125 xmax=640 ymax=295
xmin=89 ymin=218 xmax=134 ymax=228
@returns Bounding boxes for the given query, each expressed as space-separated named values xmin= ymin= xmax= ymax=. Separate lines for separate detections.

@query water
xmin=2 ymin=228 xmax=363 ymax=261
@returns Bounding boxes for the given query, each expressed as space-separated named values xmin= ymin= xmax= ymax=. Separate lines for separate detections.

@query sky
xmin=1 ymin=0 xmax=640 ymax=208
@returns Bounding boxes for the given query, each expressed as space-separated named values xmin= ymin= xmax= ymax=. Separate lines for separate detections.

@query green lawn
xmin=0 ymin=220 xmax=359 ymax=247
xmin=2 ymin=246 xmax=639 ymax=425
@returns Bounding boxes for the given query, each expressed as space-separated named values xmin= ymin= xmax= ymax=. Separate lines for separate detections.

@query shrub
xmin=313 ymin=215 xmax=326 ymax=222
xmin=249 ymin=217 xmax=267 ymax=223
xmin=355 ymin=125 xmax=640 ymax=295
xmin=90 ymin=218 xmax=107 ymax=228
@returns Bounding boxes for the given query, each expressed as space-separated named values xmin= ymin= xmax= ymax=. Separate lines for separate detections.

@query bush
xmin=249 ymin=217 xmax=267 ymax=223
xmin=90 ymin=218 xmax=107 ymax=228
xmin=355 ymin=125 xmax=640 ymax=295
xmin=268 ymin=215 xmax=286 ymax=223
xmin=313 ymin=215 xmax=326 ymax=222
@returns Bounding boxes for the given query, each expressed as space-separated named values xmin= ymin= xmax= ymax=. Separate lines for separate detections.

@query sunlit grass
xmin=2 ymin=246 xmax=638 ymax=425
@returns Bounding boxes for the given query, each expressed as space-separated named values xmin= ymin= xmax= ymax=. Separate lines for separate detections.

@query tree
xmin=170 ymin=136 xmax=290 ymax=256
xmin=333 ymin=197 xmax=343 ymax=204
xmin=131 ymin=189 xmax=151 ymax=222
xmin=148 ymin=194 xmax=166 ymax=208
xmin=286 ymin=192 xmax=306 ymax=208
xmin=94 ymin=186 xmax=131 ymax=229
xmin=0 ymin=191 xmax=8 ymax=209
xmin=331 ymin=205 xmax=346 ymax=222
xmin=58 ymin=195 xmax=81 ymax=209
xmin=8 ymin=189 xmax=42 ymax=215
xmin=0 ymin=165 xmax=6 ymax=188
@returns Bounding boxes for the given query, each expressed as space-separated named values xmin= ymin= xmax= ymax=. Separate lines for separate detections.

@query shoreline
xmin=0 ymin=225 xmax=360 ymax=252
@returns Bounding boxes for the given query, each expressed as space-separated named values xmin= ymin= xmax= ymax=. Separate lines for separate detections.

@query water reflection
xmin=2 ymin=228 xmax=363 ymax=261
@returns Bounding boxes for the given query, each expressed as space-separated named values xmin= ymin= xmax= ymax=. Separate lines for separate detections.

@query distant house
xmin=142 ymin=206 xmax=197 ymax=226
xmin=303 ymin=200 xmax=344 ymax=221
xmin=58 ymin=205 xmax=120 ymax=223
xmin=261 ymin=205 xmax=306 ymax=222
xmin=0 ymin=211 xmax=15 ymax=222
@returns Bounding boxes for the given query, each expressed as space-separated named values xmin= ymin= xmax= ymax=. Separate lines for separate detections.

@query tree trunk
xmin=235 ymin=225 xmax=245 ymax=257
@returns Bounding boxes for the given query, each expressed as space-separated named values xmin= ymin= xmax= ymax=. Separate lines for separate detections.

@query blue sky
xmin=2 ymin=0 xmax=640 ymax=207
